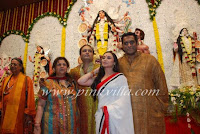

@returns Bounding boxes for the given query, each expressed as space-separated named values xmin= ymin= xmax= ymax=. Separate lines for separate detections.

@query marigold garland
xmin=0 ymin=30 xmax=26 ymax=43
xmin=152 ymin=17 xmax=165 ymax=72
xmin=61 ymin=27 xmax=66 ymax=57
xmin=180 ymin=37 xmax=196 ymax=76
xmin=0 ymin=0 xmax=77 ymax=74
xmin=23 ymin=42 xmax=28 ymax=73
xmin=146 ymin=0 xmax=162 ymax=21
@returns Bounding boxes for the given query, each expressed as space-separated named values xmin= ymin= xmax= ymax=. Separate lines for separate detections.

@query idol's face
xmin=122 ymin=35 xmax=138 ymax=55
xmin=37 ymin=46 xmax=42 ymax=52
xmin=99 ymin=11 xmax=105 ymax=19
xmin=182 ymin=28 xmax=188 ymax=36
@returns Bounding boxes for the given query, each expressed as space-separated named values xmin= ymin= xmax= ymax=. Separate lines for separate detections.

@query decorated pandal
xmin=0 ymin=0 xmax=200 ymax=133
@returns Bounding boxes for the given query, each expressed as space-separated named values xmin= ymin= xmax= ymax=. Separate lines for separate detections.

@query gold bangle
xmin=34 ymin=123 xmax=41 ymax=126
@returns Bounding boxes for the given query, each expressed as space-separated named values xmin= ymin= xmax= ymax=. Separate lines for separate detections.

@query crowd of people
xmin=0 ymin=32 xmax=169 ymax=134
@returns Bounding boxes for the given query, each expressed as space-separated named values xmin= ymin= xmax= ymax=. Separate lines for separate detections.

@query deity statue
xmin=78 ymin=8 xmax=131 ymax=59
xmin=135 ymin=28 xmax=150 ymax=54
xmin=170 ymin=28 xmax=197 ymax=88
xmin=29 ymin=45 xmax=51 ymax=91
xmin=0 ymin=53 xmax=11 ymax=88
xmin=88 ymin=10 xmax=117 ymax=56
xmin=194 ymin=32 xmax=200 ymax=85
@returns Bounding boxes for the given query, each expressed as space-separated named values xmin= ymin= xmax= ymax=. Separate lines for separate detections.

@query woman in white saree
xmin=78 ymin=51 xmax=134 ymax=134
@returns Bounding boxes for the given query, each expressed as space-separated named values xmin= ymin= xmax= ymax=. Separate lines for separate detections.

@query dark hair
xmin=135 ymin=28 xmax=145 ymax=40
xmin=176 ymin=28 xmax=191 ymax=63
xmin=79 ymin=44 xmax=94 ymax=55
xmin=121 ymin=32 xmax=138 ymax=45
xmin=91 ymin=51 xmax=120 ymax=100
xmin=89 ymin=10 xmax=116 ymax=40
xmin=179 ymin=28 xmax=188 ymax=35
xmin=50 ymin=57 xmax=73 ymax=81
xmin=11 ymin=57 xmax=25 ymax=74
xmin=36 ymin=46 xmax=44 ymax=54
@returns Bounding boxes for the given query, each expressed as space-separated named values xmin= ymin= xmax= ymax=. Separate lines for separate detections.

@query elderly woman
xmin=34 ymin=57 xmax=80 ymax=134
xmin=0 ymin=57 xmax=36 ymax=133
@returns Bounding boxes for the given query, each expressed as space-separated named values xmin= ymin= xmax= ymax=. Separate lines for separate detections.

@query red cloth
xmin=165 ymin=116 xmax=200 ymax=134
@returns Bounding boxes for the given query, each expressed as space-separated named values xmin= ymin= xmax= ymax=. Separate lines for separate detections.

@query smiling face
xmin=10 ymin=59 xmax=22 ymax=75
xmin=102 ymin=52 xmax=115 ymax=69
xmin=122 ymin=35 xmax=138 ymax=55
xmin=55 ymin=60 xmax=68 ymax=77
xmin=80 ymin=45 xmax=94 ymax=62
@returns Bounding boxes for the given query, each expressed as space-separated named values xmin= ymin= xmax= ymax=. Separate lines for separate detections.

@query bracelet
xmin=34 ymin=121 xmax=40 ymax=124
xmin=34 ymin=123 xmax=41 ymax=126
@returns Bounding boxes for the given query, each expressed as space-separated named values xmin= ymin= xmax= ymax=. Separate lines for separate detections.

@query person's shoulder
xmin=70 ymin=65 xmax=81 ymax=73
xmin=45 ymin=78 xmax=54 ymax=83
xmin=26 ymin=76 xmax=32 ymax=81
xmin=140 ymin=53 xmax=159 ymax=66
xmin=143 ymin=44 xmax=149 ymax=49
xmin=94 ymin=63 xmax=100 ymax=68
xmin=115 ymin=73 xmax=128 ymax=82
xmin=116 ymin=73 xmax=126 ymax=79
xmin=118 ymin=55 xmax=126 ymax=62
xmin=42 ymin=78 xmax=54 ymax=87
xmin=1 ymin=75 xmax=9 ymax=84
xmin=3 ymin=75 xmax=10 ymax=80
xmin=141 ymin=53 xmax=156 ymax=60
xmin=71 ymin=65 xmax=81 ymax=70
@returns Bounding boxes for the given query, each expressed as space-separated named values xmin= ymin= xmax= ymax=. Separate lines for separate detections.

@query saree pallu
xmin=0 ymin=73 xmax=36 ymax=134
xmin=95 ymin=73 xmax=134 ymax=134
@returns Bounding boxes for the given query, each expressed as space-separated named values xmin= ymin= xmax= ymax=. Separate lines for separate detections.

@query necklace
xmin=3 ymin=76 xmax=16 ymax=95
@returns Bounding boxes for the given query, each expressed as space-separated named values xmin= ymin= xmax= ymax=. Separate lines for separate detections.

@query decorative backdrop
xmin=0 ymin=0 xmax=200 ymax=91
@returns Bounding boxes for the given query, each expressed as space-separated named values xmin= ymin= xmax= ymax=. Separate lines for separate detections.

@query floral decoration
xmin=169 ymin=86 xmax=200 ymax=123
xmin=0 ymin=30 xmax=26 ymax=43
xmin=152 ymin=17 xmax=164 ymax=72
xmin=0 ymin=0 xmax=77 ymax=44
xmin=146 ymin=0 xmax=162 ymax=21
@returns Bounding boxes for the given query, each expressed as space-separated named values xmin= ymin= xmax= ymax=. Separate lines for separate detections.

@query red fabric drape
xmin=165 ymin=116 xmax=200 ymax=134
xmin=0 ymin=0 xmax=72 ymax=37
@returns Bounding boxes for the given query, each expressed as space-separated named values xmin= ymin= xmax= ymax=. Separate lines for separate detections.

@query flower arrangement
xmin=146 ymin=0 xmax=162 ymax=20
xmin=169 ymin=86 xmax=200 ymax=123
